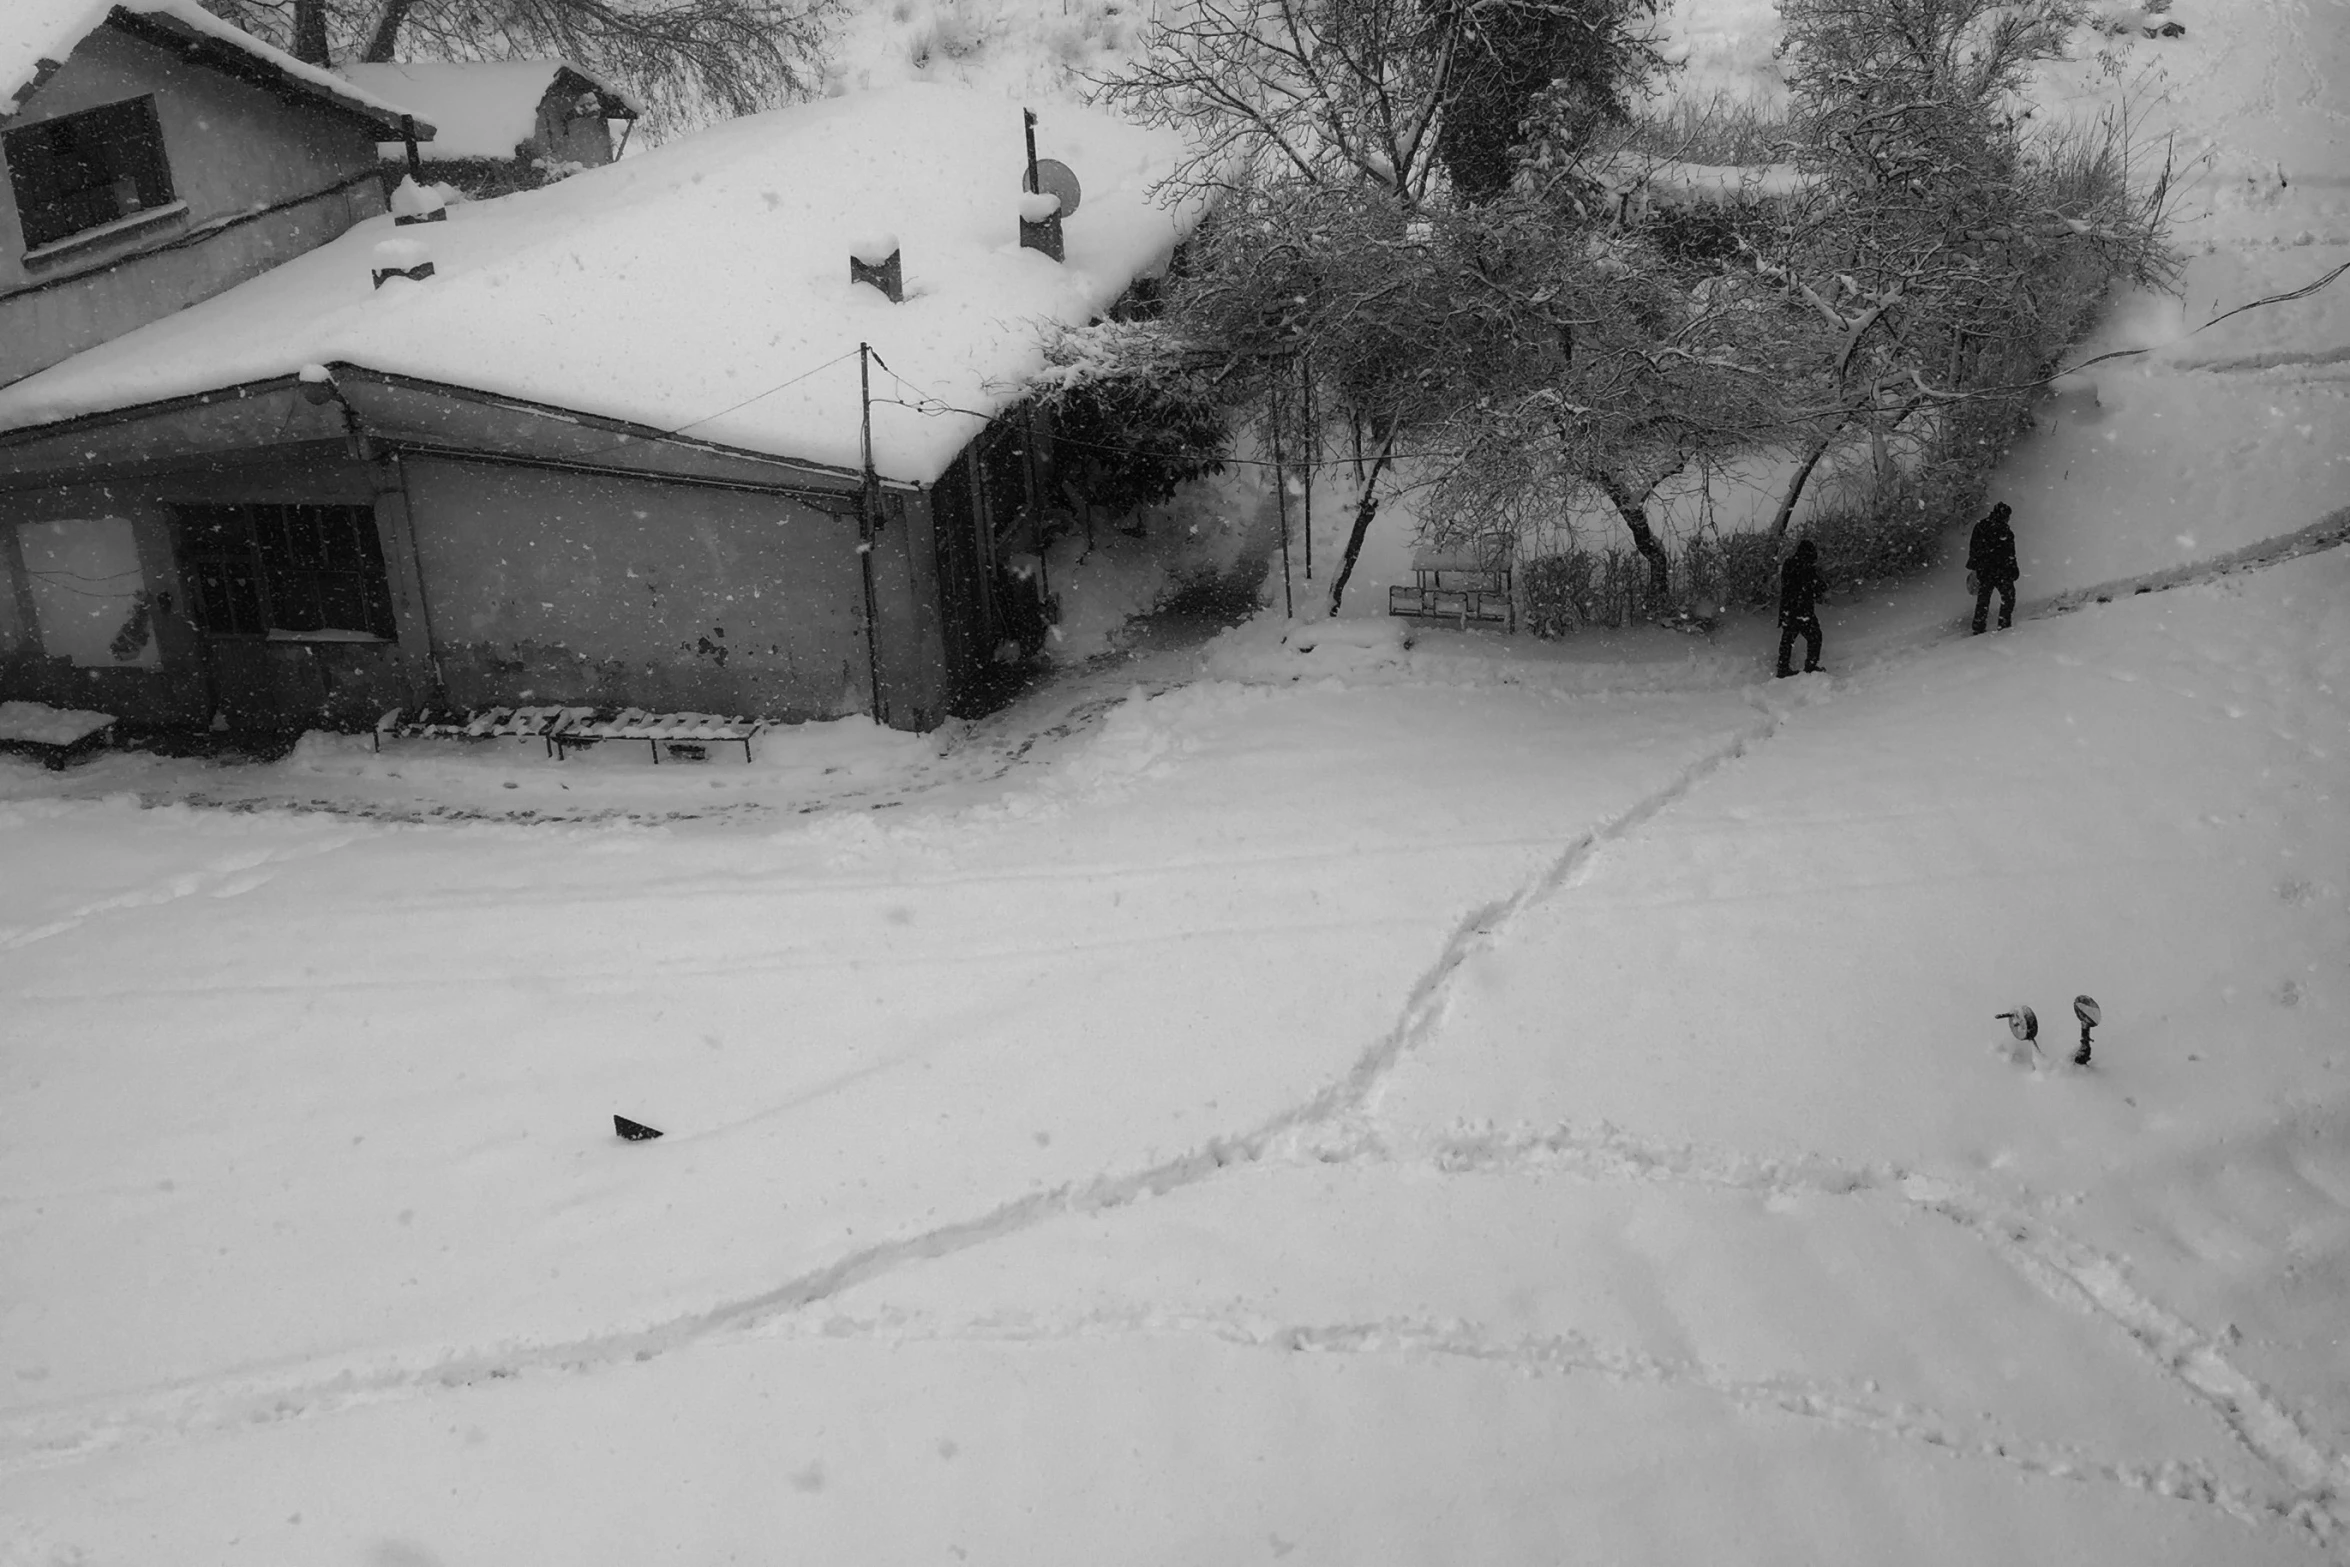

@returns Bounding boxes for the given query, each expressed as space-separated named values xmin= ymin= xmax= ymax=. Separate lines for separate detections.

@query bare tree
xmin=1102 ymin=0 xmax=1465 ymax=207
xmin=1412 ymin=194 xmax=1811 ymax=597
xmin=199 ymin=0 xmax=832 ymax=118
xmin=1749 ymin=0 xmax=2179 ymax=532
xmin=1098 ymin=0 xmax=1701 ymax=613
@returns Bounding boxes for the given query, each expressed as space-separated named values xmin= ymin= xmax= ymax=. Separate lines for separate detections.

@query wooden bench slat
xmin=373 ymin=706 xmax=764 ymax=760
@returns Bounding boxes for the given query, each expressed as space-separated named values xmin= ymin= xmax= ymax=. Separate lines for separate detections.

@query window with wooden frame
xmin=175 ymin=504 xmax=398 ymax=640
xmin=5 ymin=95 xmax=176 ymax=253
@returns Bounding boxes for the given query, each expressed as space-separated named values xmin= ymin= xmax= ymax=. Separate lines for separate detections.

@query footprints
xmin=765 ymin=1299 xmax=2276 ymax=1531
xmin=2035 ymin=508 xmax=2350 ymax=630
xmin=1903 ymin=1174 xmax=2350 ymax=1544
xmin=5 ymin=622 xmax=2337 ymax=1563
xmin=0 ymin=842 xmax=345 ymax=954
xmin=1293 ymin=1121 xmax=2350 ymax=1546
xmin=0 ymin=711 xmax=1789 ymax=1475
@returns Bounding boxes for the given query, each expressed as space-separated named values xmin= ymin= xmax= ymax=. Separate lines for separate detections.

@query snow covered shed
xmin=0 ymin=85 xmax=1197 ymax=735
xmin=338 ymin=60 xmax=640 ymax=194
xmin=1 ymin=0 xmax=428 ymax=387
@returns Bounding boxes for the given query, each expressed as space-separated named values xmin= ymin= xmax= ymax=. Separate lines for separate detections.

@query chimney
xmin=372 ymin=235 xmax=434 ymax=288
xmin=390 ymin=175 xmax=447 ymax=226
xmin=851 ymin=232 xmax=902 ymax=302
xmin=1018 ymin=190 xmax=1063 ymax=262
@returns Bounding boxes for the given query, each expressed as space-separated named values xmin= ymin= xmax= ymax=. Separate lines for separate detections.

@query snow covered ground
xmin=4 ymin=0 xmax=2348 ymax=1561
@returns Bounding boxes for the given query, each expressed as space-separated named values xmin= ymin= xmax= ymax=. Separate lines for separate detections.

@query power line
xmin=21 ymin=564 xmax=140 ymax=583
xmin=864 ymin=361 xmax=1459 ymax=475
xmin=553 ymin=346 xmax=866 ymax=466
xmin=24 ymin=570 xmax=141 ymax=600
xmin=667 ymin=347 xmax=865 ymax=438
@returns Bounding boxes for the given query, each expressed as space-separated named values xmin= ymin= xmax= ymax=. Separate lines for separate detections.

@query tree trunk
xmin=1594 ymin=473 xmax=1671 ymax=600
xmin=1773 ymin=394 xmax=1927 ymax=536
xmin=362 ymin=0 xmax=420 ymax=63
xmin=1324 ymin=427 xmax=1397 ymax=617
xmin=1769 ymin=417 xmax=1846 ymax=538
xmin=291 ymin=0 xmax=331 ymax=64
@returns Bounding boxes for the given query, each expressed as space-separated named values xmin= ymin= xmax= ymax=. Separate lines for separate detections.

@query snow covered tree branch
xmin=198 ymin=0 xmax=833 ymax=120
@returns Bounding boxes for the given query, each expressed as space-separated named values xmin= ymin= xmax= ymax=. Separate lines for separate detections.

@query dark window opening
xmin=176 ymin=504 xmax=397 ymax=640
xmin=6 ymin=96 xmax=175 ymax=252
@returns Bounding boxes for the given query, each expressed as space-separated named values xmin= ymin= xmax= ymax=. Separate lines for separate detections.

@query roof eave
xmin=102 ymin=8 xmax=437 ymax=141
xmin=549 ymin=64 xmax=641 ymax=121
xmin=0 ymin=366 xmax=921 ymax=497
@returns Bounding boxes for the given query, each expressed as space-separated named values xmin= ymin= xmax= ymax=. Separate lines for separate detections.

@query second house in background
xmin=339 ymin=60 xmax=640 ymax=197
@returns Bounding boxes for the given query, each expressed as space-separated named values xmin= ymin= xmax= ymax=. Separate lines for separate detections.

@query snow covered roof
xmin=3 ymin=0 xmax=427 ymax=135
xmin=0 ymin=84 xmax=1200 ymax=485
xmin=339 ymin=60 xmax=641 ymax=161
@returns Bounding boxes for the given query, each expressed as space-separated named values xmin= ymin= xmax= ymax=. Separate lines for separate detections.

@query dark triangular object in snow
xmin=614 ymin=1115 xmax=664 ymax=1141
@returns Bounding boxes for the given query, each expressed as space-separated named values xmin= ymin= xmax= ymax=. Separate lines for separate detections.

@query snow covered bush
xmin=1757 ymin=0 xmax=2181 ymax=539
xmin=1713 ymin=472 xmax=1956 ymax=611
xmin=903 ymin=0 xmax=993 ymax=68
xmin=1094 ymin=0 xmax=1709 ymax=615
xmin=1617 ymin=91 xmax=1792 ymax=164
xmin=1031 ymin=324 xmax=1231 ymax=535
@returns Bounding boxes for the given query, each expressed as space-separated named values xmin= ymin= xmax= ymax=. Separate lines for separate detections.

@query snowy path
xmin=0 ymin=683 xmax=1758 ymax=1458
xmin=6 ymin=545 xmax=2345 ymax=1564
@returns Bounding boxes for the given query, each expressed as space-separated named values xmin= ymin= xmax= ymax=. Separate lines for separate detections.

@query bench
xmin=373 ymin=706 xmax=764 ymax=763
xmin=374 ymin=705 xmax=577 ymax=755
xmin=1388 ymin=546 xmax=1516 ymax=633
xmin=0 ymin=700 xmax=116 ymax=770
xmin=552 ymin=710 xmax=763 ymax=764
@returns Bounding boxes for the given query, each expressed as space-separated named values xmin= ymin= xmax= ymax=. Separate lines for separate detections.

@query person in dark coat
xmin=1776 ymin=538 xmax=1825 ymax=678
xmin=1967 ymin=501 xmax=2020 ymax=633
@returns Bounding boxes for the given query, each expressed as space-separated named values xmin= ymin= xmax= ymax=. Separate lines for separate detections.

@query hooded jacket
xmin=1968 ymin=506 xmax=2020 ymax=584
xmin=1779 ymin=541 xmax=1824 ymax=622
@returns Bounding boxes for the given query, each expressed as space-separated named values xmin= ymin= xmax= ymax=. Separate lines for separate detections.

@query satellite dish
xmin=1026 ymin=157 xmax=1082 ymax=217
xmin=1997 ymin=1005 xmax=2038 ymax=1044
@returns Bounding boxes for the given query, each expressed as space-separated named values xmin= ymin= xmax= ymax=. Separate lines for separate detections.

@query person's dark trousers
xmin=1777 ymin=614 xmax=1822 ymax=676
xmin=1972 ymin=578 xmax=2016 ymax=633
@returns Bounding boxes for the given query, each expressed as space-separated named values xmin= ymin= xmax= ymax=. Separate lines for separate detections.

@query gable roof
xmin=3 ymin=0 xmax=427 ymax=136
xmin=339 ymin=60 xmax=641 ymax=161
xmin=0 ymin=83 xmax=1201 ymax=486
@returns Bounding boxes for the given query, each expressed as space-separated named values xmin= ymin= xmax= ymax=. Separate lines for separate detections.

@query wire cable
xmin=556 ymin=347 xmax=866 ymax=466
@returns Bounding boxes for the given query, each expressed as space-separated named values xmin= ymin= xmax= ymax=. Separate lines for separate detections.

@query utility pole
xmin=857 ymin=343 xmax=888 ymax=725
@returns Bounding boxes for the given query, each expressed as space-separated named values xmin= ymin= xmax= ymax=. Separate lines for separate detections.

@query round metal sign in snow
xmin=1026 ymin=158 xmax=1082 ymax=216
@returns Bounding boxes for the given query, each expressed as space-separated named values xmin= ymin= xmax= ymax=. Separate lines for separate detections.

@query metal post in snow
xmin=1300 ymin=353 xmax=1314 ymax=581
xmin=857 ymin=342 xmax=888 ymax=725
xmin=1271 ymin=394 xmax=1293 ymax=618
xmin=859 ymin=341 xmax=875 ymax=476
xmin=1023 ymin=108 xmax=1040 ymax=193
